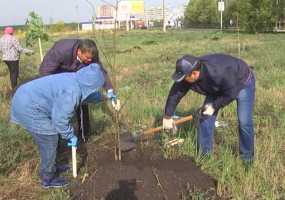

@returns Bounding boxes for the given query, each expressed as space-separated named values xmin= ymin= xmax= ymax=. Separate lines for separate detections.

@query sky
xmin=0 ymin=0 xmax=189 ymax=26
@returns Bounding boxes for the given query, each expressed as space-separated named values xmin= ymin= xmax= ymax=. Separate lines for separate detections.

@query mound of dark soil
xmin=71 ymin=139 xmax=217 ymax=200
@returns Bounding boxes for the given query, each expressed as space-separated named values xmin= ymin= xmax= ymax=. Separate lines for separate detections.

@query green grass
xmin=0 ymin=29 xmax=285 ymax=199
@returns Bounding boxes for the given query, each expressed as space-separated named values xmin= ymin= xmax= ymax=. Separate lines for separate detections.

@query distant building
xmin=81 ymin=22 xmax=93 ymax=31
xmin=99 ymin=4 xmax=114 ymax=17
xmin=80 ymin=1 xmax=186 ymax=30
xmin=95 ymin=5 xmax=116 ymax=30
xmin=94 ymin=1 xmax=145 ymax=30
xmin=144 ymin=7 xmax=169 ymax=21
xmin=144 ymin=5 xmax=185 ymax=28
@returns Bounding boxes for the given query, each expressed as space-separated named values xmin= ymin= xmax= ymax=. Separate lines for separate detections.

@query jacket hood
xmin=75 ymin=63 xmax=105 ymax=101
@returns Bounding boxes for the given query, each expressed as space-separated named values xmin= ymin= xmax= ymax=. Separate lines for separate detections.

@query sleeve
xmin=39 ymin=47 xmax=64 ymax=75
xmin=164 ymin=81 xmax=191 ymax=117
xmin=13 ymin=38 xmax=32 ymax=54
xmin=0 ymin=40 xmax=3 ymax=53
xmin=98 ymin=62 xmax=113 ymax=90
xmin=51 ymin=91 xmax=79 ymax=140
xmin=84 ymin=91 xmax=103 ymax=104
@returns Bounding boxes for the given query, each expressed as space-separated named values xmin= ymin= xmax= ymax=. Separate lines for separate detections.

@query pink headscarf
xmin=4 ymin=27 xmax=14 ymax=35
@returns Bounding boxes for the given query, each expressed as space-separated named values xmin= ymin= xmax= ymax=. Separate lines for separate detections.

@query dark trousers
xmin=31 ymin=133 xmax=59 ymax=178
xmin=4 ymin=60 xmax=19 ymax=90
xmin=76 ymin=104 xmax=90 ymax=141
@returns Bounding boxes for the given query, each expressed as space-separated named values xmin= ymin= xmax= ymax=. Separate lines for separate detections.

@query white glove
xmin=163 ymin=118 xmax=175 ymax=130
xmin=202 ymin=103 xmax=215 ymax=116
xmin=25 ymin=49 xmax=34 ymax=55
xmin=215 ymin=120 xmax=228 ymax=128
xmin=112 ymin=99 xmax=121 ymax=111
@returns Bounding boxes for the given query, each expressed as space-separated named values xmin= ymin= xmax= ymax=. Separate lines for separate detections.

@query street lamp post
xmin=163 ymin=0 xmax=166 ymax=32
xmin=218 ymin=0 xmax=225 ymax=31
xmin=85 ymin=0 xmax=96 ymax=32
xmin=75 ymin=5 xmax=80 ymax=33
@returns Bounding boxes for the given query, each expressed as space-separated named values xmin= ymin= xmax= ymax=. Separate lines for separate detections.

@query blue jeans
xmin=198 ymin=74 xmax=255 ymax=161
xmin=31 ymin=133 xmax=59 ymax=177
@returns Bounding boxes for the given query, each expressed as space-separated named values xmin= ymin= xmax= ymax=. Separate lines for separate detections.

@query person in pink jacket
xmin=0 ymin=27 xmax=33 ymax=91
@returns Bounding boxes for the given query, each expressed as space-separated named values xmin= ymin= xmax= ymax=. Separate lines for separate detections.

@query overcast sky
xmin=0 ymin=0 xmax=189 ymax=26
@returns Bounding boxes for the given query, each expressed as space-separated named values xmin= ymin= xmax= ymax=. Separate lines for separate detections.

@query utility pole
xmin=75 ymin=5 xmax=80 ymax=33
xmin=162 ymin=0 xmax=166 ymax=32
xmin=126 ymin=13 xmax=130 ymax=31
xmin=85 ymin=0 xmax=96 ymax=32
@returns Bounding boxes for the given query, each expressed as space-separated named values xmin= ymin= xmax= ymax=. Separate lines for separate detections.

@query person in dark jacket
xmin=163 ymin=53 xmax=255 ymax=162
xmin=11 ymin=63 xmax=105 ymax=188
xmin=39 ymin=38 xmax=120 ymax=140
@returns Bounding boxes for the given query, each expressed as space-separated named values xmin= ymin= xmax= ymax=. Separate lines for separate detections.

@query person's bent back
xmin=10 ymin=63 xmax=105 ymax=188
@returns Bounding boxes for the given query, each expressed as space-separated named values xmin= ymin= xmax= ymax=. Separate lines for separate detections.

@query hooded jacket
xmin=164 ymin=53 xmax=252 ymax=116
xmin=10 ymin=63 xmax=105 ymax=139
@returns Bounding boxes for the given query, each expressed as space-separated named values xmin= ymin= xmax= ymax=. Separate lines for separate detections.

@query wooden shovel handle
xmin=143 ymin=115 xmax=193 ymax=136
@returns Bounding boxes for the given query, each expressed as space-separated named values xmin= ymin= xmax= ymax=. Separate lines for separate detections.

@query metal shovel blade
xmin=119 ymin=115 xmax=193 ymax=152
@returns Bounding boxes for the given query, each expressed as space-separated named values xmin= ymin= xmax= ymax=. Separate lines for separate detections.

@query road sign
xmin=218 ymin=1 xmax=224 ymax=12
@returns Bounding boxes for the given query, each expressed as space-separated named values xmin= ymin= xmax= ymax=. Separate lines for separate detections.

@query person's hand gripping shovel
xmin=119 ymin=115 xmax=193 ymax=152
xmin=107 ymin=89 xmax=122 ymax=160
xmin=67 ymin=135 xmax=78 ymax=178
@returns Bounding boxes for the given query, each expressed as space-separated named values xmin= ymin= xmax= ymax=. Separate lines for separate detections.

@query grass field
xmin=0 ymin=29 xmax=285 ymax=199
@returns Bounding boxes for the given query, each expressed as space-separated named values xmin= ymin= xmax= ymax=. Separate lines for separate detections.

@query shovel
xmin=72 ymin=146 xmax=77 ymax=178
xmin=120 ymin=115 xmax=193 ymax=152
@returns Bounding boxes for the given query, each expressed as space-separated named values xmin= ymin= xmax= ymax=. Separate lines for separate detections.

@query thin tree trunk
xmin=38 ymin=37 xmax=43 ymax=62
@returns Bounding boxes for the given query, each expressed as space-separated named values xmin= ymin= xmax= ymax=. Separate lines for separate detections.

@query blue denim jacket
xmin=10 ymin=63 xmax=104 ymax=139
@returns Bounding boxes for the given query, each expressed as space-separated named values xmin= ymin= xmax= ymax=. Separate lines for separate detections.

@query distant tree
xmin=184 ymin=0 xmax=281 ymax=32
xmin=273 ymin=0 xmax=285 ymax=30
xmin=49 ymin=21 xmax=65 ymax=33
xmin=239 ymin=0 xmax=277 ymax=32
xmin=184 ymin=0 xmax=219 ymax=28
xmin=25 ymin=11 xmax=48 ymax=61
xmin=223 ymin=0 xmax=240 ymax=28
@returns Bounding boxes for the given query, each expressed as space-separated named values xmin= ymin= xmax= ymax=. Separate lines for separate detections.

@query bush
xmin=49 ymin=21 xmax=65 ymax=33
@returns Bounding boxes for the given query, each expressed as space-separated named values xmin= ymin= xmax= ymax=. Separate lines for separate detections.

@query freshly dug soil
xmin=71 ymin=138 xmax=217 ymax=200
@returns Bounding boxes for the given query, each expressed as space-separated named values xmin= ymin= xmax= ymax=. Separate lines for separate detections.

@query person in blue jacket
xmin=39 ymin=38 xmax=119 ymax=140
xmin=163 ymin=53 xmax=255 ymax=164
xmin=10 ymin=63 xmax=108 ymax=188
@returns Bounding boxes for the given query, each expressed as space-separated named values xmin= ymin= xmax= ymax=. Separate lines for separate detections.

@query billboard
xmin=118 ymin=0 xmax=144 ymax=15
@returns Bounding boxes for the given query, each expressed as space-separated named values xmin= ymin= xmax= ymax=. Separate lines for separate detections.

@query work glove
xmin=111 ymin=99 xmax=121 ymax=111
xmin=67 ymin=135 xmax=78 ymax=147
xmin=25 ymin=49 xmax=34 ymax=55
xmin=202 ymin=103 xmax=215 ymax=116
xmin=107 ymin=89 xmax=121 ymax=111
xmin=163 ymin=117 xmax=177 ymax=130
xmin=106 ymin=89 xmax=117 ymax=100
